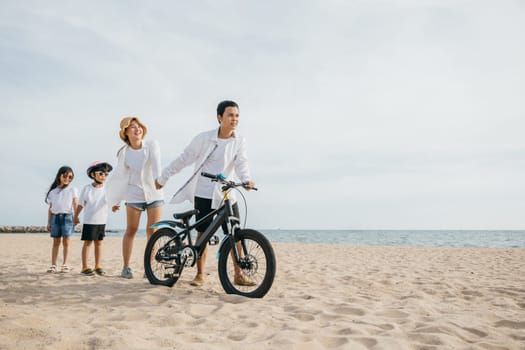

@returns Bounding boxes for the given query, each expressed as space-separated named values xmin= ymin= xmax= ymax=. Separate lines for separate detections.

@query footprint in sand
xmin=400 ymin=294 xmax=422 ymax=300
xmin=318 ymin=336 xmax=349 ymax=348
xmin=337 ymin=327 xmax=354 ymax=335
xmin=182 ymin=334 xmax=205 ymax=343
xmin=227 ymin=333 xmax=247 ymax=341
xmin=125 ymin=311 xmax=150 ymax=321
xmin=355 ymin=337 xmax=378 ymax=348
xmin=142 ymin=294 xmax=170 ymax=305
xmin=461 ymin=289 xmax=483 ymax=297
xmin=84 ymin=336 xmax=107 ymax=349
xmin=188 ymin=304 xmax=219 ymax=319
xmin=291 ymin=312 xmax=316 ymax=321
xmin=363 ymin=322 xmax=395 ymax=336
xmin=300 ymin=294 xmax=315 ymax=300
xmin=375 ymin=323 xmax=395 ymax=331
xmin=336 ymin=306 xmax=366 ymax=316
xmin=494 ymin=320 xmax=525 ymax=329
xmin=377 ymin=309 xmax=409 ymax=318
xmin=218 ymin=293 xmax=250 ymax=304
xmin=461 ymin=326 xmax=488 ymax=338
xmin=408 ymin=333 xmax=444 ymax=346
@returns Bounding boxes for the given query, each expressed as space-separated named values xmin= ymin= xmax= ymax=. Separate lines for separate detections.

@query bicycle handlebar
xmin=200 ymin=172 xmax=258 ymax=191
xmin=201 ymin=172 xmax=223 ymax=180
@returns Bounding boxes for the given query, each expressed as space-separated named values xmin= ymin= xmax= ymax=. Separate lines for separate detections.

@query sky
xmin=1 ymin=0 xmax=524 ymax=230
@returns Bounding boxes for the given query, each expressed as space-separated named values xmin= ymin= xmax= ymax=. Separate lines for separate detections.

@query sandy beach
xmin=0 ymin=234 xmax=524 ymax=350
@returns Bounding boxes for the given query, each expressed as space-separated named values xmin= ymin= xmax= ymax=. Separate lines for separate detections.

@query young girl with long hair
xmin=45 ymin=166 xmax=78 ymax=273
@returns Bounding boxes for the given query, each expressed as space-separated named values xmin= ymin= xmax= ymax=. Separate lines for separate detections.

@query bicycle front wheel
xmin=144 ymin=228 xmax=182 ymax=287
xmin=217 ymin=229 xmax=276 ymax=298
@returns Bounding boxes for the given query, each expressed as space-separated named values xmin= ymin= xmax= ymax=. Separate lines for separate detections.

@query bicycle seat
xmin=173 ymin=209 xmax=199 ymax=220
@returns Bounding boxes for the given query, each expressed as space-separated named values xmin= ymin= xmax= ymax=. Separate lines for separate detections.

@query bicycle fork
xmin=220 ymin=224 xmax=251 ymax=270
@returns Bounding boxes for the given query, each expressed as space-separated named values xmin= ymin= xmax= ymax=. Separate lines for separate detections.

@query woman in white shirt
xmin=106 ymin=117 xmax=164 ymax=279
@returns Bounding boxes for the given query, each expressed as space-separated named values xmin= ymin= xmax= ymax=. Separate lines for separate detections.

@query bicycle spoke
xmin=144 ymin=228 xmax=182 ymax=287
xmin=218 ymin=229 xmax=276 ymax=298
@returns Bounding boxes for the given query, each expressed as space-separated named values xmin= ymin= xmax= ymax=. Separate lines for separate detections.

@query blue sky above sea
xmin=1 ymin=1 xmax=524 ymax=230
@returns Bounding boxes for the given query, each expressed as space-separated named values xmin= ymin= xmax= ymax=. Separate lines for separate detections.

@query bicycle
xmin=144 ymin=172 xmax=276 ymax=298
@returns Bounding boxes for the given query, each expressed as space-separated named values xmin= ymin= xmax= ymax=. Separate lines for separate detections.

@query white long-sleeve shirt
xmin=106 ymin=139 xmax=164 ymax=206
xmin=157 ymin=128 xmax=251 ymax=209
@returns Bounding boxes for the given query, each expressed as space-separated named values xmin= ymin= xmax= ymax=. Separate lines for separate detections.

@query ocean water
xmin=260 ymin=230 xmax=525 ymax=248
xmin=103 ymin=229 xmax=525 ymax=248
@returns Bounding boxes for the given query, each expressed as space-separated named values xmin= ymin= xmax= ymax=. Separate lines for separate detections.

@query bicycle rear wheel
xmin=144 ymin=228 xmax=183 ymax=287
xmin=217 ymin=229 xmax=276 ymax=298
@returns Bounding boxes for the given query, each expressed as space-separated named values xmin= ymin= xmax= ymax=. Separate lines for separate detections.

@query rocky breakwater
xmin=0 ymin=226 xmax=48 ymax=233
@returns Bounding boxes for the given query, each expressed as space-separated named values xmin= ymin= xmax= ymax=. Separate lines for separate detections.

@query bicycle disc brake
xmin=239 ymin=254 xmax=258 ymax=272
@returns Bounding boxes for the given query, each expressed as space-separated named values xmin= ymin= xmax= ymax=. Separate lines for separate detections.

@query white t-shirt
xmin=195 ymin=138 xmax=231 ymax=199
xmin=125 ymin=147 xmax=146 ymax=202
xmin=78 ymin=184 xmax=108 ymax=225
xmin=47 ymin=186 xmax=79 ymax=214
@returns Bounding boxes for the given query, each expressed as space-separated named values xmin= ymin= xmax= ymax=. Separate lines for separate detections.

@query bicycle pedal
xmin=209 ymin=235 xmax=219 ymax=246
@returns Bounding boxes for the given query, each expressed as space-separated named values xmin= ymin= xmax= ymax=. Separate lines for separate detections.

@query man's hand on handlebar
xmin=243 ymin=180 xmax=256 ymax=191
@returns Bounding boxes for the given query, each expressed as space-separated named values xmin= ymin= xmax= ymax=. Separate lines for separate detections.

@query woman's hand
xmin=112 ymin=205 xmax=120 ymax=213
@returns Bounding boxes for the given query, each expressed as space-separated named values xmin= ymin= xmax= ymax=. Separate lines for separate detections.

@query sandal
xmin=190 ymin=274 xmax=205 ymax=287
xmin=81 ymin=268 xmax=95 ymax=276
xmin=47 ymin=265 xmax=57 ymax=273
xmin=60 ymin=265 xmax=71 ymax=273
xmin=94 ymin=267 xmax=106 ymax=276
xmin=234 ymin=274 xmax=256 ymax=286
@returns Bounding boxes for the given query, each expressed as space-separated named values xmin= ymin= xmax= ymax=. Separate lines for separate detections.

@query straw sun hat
xmin=119 ymin=116 xmax=147 ymax=143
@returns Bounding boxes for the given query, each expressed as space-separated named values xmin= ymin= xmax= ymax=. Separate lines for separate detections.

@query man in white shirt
xmin=156 ymin=100 xmax=255 ymax=287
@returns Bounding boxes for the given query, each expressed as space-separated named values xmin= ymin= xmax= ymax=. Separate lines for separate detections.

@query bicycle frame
xmin=151 ymin=189 xmax=242 ymax=264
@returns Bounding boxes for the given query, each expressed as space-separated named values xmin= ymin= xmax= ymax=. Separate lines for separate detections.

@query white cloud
xmin=1 ymin=0 xmax=524 ymax=229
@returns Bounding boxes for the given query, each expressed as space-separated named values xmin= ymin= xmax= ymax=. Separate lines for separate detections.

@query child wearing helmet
xmin=73 ymin=161 xmax=113 ymax=276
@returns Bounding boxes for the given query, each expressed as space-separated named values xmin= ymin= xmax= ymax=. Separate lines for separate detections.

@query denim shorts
xmin=50 ymin=213 xmax=74 ymax=238
xmin=125 ymin=200 xmax=164 ymax=212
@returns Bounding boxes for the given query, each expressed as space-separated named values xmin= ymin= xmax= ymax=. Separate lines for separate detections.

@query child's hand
xmin=73 ymin=216 xmax=80 ymax=225
xmin=46 ymin=224 xmax=50 ymax=232
xmin=112 ymin=205 xmax=120 ymax=212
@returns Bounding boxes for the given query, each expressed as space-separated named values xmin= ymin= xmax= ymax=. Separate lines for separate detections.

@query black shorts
xmin=194 ymin=197 xmax=239 ymax=233
xmin=81 ymin=224 xmax=106 ymax=241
